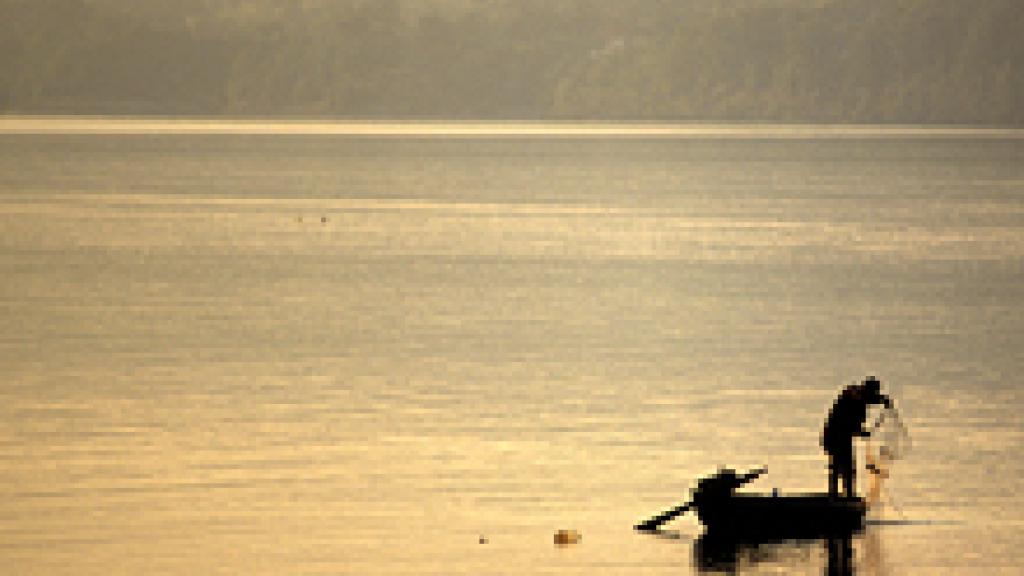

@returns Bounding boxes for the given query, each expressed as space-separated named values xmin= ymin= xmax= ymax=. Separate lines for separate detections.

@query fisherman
xmin=822 ymin=376 xmax=891 ymax=498
xmin=691 ymin=466 xmax=767 ymax=508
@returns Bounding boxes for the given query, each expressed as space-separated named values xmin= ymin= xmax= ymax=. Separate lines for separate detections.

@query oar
xmin=634 ymin=500 xmax=693 ymax=532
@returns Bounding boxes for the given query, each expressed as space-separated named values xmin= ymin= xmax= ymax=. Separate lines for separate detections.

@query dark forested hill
xmin=1 ymin=0 xmax=1021 ymax=123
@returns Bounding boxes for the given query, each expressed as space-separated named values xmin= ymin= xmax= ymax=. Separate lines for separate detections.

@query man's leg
xmin=840 ymin=446 xmax=856 ymax=498
xmin=828 ymin=458 xmax=840 ymax=497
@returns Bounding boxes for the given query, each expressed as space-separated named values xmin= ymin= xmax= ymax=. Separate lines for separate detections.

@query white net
xmin=864 ymin=405 xmax=911 ymax=509
xmin=873 ymin=405 xmax=912 ymax=461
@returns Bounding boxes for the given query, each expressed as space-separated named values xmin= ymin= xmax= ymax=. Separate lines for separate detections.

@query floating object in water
xmin=554 ymin=529 xmax=581 ymax=545
xmin=321 ymin=216 xmax=328 ymax=223
xmin=478 ymin=535 xmax=488 ymax=544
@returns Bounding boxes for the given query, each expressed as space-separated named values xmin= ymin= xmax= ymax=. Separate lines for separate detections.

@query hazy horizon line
xmin=2 ymin=115 xmax=1023 ymax=139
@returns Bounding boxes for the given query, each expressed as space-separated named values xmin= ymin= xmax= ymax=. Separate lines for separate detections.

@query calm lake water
xmin=1 ymin=121 xmax=1022 ymax=574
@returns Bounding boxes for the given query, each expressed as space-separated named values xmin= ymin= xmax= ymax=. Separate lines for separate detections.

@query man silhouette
xmin=822 ymin=376 xmax=891 ymax=498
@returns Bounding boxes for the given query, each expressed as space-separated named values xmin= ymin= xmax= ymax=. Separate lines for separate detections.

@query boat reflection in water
xmin=693 ymin=528 xmax=887 ymax=575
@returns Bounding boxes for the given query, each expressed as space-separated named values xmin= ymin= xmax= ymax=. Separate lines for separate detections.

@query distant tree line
xmin=0 ymin=0 xmax=1020 ymax=124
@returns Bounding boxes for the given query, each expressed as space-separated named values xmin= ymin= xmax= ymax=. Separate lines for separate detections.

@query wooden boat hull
xmin=695 ymin=493 xmax=866 ymax=540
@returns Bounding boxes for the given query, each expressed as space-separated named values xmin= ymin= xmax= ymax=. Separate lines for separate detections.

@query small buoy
xmin=479 ymin=535 xmax=488 ymax=544
xmin=554 ymin=529 xmax=581 ymax=545
xmin=321 ymin=216 xmax=328 ymax=223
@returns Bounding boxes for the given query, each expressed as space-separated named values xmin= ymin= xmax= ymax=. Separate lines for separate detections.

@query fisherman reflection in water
xmin=822 ymin=376 xmax=891 ymax=498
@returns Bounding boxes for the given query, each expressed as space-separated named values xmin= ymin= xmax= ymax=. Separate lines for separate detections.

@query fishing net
xmin=864 ymin=405 xmax=911 ymax=508
xmin=871 ymin=405 xmax=912 ymax=461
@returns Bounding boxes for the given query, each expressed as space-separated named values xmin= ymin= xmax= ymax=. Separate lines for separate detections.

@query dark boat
xmin=691 ymin=468 xmax=866 ymax=540
xmin=695 ymin=491 xmax=866 ymax=539
xmin=636 ymin=467 xmax=867 ymax=540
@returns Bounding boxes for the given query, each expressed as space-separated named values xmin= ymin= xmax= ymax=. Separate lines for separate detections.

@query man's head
xmin=863 ymin=376 xmax=881 ymax=395
xmin=863 ymin=375 xmax=892 ymax=407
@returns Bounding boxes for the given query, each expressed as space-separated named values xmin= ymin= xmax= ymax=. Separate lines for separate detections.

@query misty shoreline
xmin=3 ymin=1 xmax=1021 ymax=126
xmin=2 ymin=115 xmax=1023 ymax=138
